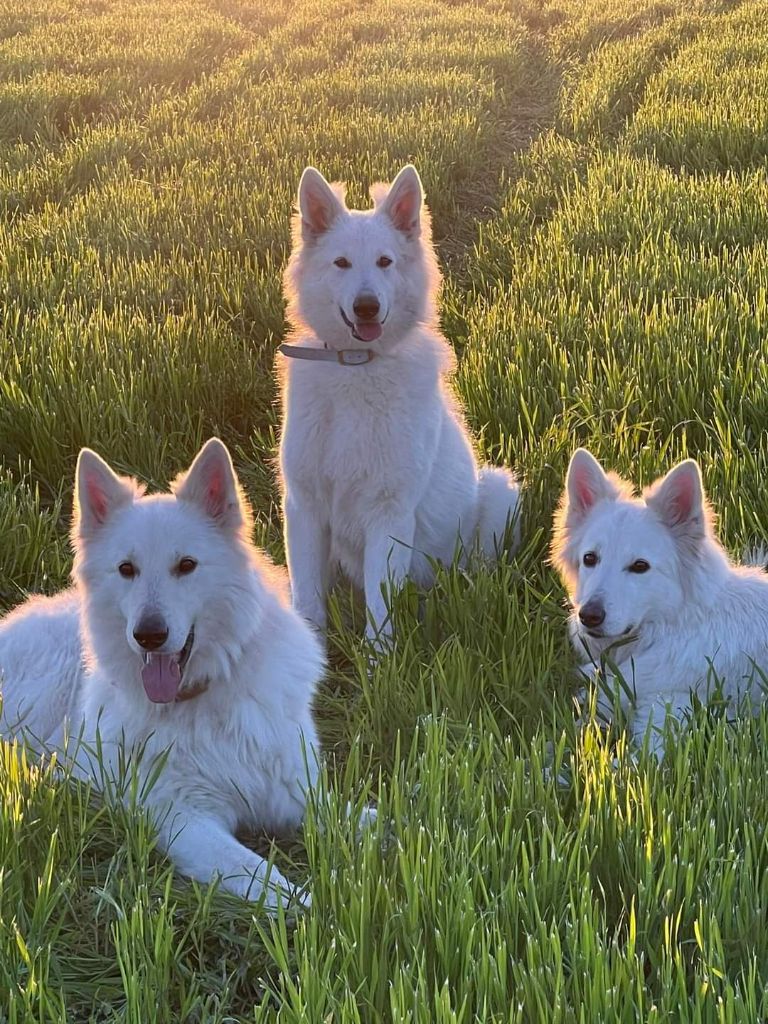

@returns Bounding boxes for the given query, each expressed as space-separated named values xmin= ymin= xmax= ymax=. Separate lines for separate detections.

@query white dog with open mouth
xmin=278 ymin=164 xmax=521 ymax=642
xmin=0 ymin=439 xmax=323 ymax=907
xmin=552 ymin=448 xmax=768 ymax=751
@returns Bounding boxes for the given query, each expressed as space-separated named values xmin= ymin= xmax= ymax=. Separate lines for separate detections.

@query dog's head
xmin=552 ymin=448 xmax=716 ymax=659
xmin=284 ymin=164 xmax=440 ymax=351
xmin=73 ymin=438 xmax=265 ymax=704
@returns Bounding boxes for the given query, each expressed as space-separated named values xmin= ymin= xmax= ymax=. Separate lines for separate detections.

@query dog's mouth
xmin=584 ymin=624 xmax=636 ymax=642
xmin=141 ymin=627 xmax=195 ymax=704
xmin=339 ymin=306 xmax=388 ymax=343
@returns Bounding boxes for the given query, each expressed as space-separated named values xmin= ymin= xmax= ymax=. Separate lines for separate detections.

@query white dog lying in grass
xmin=0 ymin=439 xmax=323 ymax=908
xmin=552 ymin=448 xmax=768 ymax=752
xmin=278 ymin=164 xmax=521 ymax=643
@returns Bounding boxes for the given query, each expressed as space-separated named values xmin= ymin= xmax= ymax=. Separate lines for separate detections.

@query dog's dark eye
xmin=377 ymin=256 xmax=392 ymax=268
xmin=628 ymin=559 xmax=650 ymax=574
xmin=582 ymin=552 xmax=598 ymax=567
xmin=177 ymin=557 xmax=198 ymax=576
xmin=334 ymin=257 xmax=351 ymax=269
xmin=118 ymin=561 xmax=136 ymax=579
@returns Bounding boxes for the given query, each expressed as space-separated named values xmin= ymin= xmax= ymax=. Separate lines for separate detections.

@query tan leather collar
xmin=174 ymin=679 xmax=210 ymax=703
xmin=279 ymin=343 xmax=375 ymax=366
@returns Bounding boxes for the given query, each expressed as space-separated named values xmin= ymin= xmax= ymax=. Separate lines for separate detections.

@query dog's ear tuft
xmin=565 ymin=449 xmax=620 ymax=522
xmin=176 ymin=438 xmax=248 ymax=532
xmin=298 ymin=166 xmax=345 ymax=241
xmin=75 ymin=449 xmax=135 ymax=539
xmin=645 ymin=459 xmax=706 ymax=543
xmin=380 ymin=165 xmax=423 ymax=238
xmin=551 ymin=449 xmax=624 ymax=590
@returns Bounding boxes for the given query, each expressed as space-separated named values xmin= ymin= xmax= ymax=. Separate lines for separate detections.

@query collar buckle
xmin=175 ymin=679 xmax=209 ymax=703
xmin=338 ymin=349 xmax=375 ymax=366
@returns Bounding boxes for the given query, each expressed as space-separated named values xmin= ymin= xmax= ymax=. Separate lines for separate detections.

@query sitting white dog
xmin=278 ymin=164 xmax=521 ymax=641
xmin=552 ymin=448 xmax=768 ymax=751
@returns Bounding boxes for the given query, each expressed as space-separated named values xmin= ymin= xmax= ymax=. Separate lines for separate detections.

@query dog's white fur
xmin=0 ymin=439 xmax=323 ymax=907
xmin=552 ymin=448 xmax=768 ymax=751
xmin=279 ymin=164 xmax=521 ymax=640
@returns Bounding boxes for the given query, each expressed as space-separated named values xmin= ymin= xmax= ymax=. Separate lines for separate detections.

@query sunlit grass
xmin=2 ymin=0 xmax=768 ymax=1019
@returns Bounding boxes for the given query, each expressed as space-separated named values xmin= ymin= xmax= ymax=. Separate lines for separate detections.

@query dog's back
xmin=0 ymin=590 xmax=83 ymax=750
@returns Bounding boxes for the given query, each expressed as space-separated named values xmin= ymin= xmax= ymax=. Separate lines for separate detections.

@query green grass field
xmin=2 ymin=0 xmax=768 ymax=1018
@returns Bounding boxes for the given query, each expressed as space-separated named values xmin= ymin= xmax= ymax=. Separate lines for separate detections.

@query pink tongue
xmin=355 ymin=322 xmax=382 ymax=342
xmin=141 ymin=654 xmax=181 ymax=703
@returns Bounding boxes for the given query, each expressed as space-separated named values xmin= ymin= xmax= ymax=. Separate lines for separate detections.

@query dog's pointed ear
xmin=75 ymin=449 xmax=134 ymax=538
xmin=176 ymin=438 xmax=247 ymax=531
xmin=645 ymin=459 xmax=706 ymax=543
xmin=551 ymin=449 xmax=621 ymax=589
xmin=565 ymin=449 xmax=620 ymax=524
xmin=298 ymin=166 xmax=345 ymax=241
xmin=380 ymin=165 xmax=423 ymax=238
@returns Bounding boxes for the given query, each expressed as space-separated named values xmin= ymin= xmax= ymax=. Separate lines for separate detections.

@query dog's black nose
xmin=133 ymin=615 xmax=169 ymax=651
xmin=353 ymin=294 xmax=380 ymax=321
xmin=579 ymin=601 xmax=606 ymax=629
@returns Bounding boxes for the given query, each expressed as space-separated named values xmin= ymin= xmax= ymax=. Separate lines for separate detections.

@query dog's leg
xmin=285 ymin=495 xmax=330 ymax=631
xmin=631 ymin=694 xmax=682 ymax=757
xmin=363 ymin=512 xmax=416 ymax=644
xmin=477 ymin=466 xmax=522 ymax=558
xmin=158 ymin=808 xmax=307 ymax=910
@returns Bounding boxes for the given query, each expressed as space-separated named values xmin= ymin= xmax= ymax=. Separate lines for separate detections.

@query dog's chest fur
xmin=78 ymin=593 xmax=321 ymax=833
xmin=280 ymin=332 xmax=449 ymax=516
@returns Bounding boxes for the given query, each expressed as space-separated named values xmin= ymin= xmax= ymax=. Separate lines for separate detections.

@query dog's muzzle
xmin=339 ymin=305 xmax=387 ymax=343
xmin=140 ymin=627 xmax=201 ymax=704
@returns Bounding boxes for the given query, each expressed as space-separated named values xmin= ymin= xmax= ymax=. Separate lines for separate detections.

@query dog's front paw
xmin=264 ymin=867 xmax=312 ymax=915
xmin=232 ymin=864 xmax=311 ymax=915
xmin=260 ymin=880 xmax=312 ymax=917
xmin=356 ymin=804 xmax=378 ymax=832
xmin=349 ymin=800 xmax=398 ymax=852
xmin=342 ymin=800 xmax=379 ymax=840
xmin=274 ymin=879 xmax=312 ymax=913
